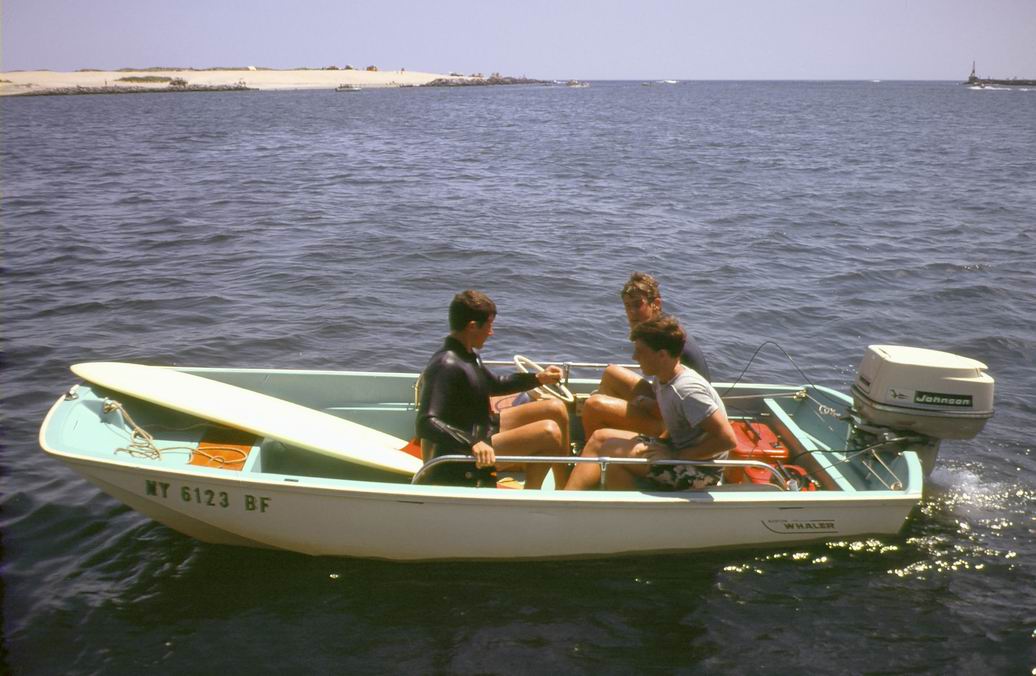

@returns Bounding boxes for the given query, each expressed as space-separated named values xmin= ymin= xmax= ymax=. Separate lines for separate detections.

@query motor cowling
xmin=851 ymin=345 xmax=994 ymax=440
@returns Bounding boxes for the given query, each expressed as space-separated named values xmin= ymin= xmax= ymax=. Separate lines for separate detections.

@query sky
xmin=3 ymin=0 xmax=1035 ymax=80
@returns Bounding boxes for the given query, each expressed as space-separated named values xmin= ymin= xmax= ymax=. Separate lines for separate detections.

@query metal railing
xmin=860 ymin=449 xmax=906 ymax=490
xmin=481 ymin=360 xmax=639 ymax=370
xmin=411 ymin=454 xmax=790 ymax=490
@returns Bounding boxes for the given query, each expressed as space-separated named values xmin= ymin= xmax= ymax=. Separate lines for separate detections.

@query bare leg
xmin=564 ymin=429 xmax=644 ymax=490
xmin=500 ymin=398 xmax=569 ymax=450
xmin=597 ymin=364 xmax=646 ymax=399
xmin=491 ymin=419 xmax=564 ymax=490
xmin=603 ymin=465 xmax=644 ymax=490
xmin=581 ymin=394 xmax=665 ymax=440
xmin=497 ymin=398 xmax=571 ymax=483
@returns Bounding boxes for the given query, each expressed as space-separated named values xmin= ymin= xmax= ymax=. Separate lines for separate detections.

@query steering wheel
xmin=513 ymin=354 xmax=575 ymax=403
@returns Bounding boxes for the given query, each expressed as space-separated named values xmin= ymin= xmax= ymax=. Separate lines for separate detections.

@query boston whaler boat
xmin=39 ymin=346 xmax=994 ymax=560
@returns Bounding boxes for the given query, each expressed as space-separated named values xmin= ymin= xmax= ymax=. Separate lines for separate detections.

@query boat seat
xmin=490 ymin=393 xmax=524 ymax=413
xmin=491 ymin=391 xmax=590 ymax=416
xmin=763 ymin=397 xmax=854 ymax=492
xmin=190 ymin=429 xmax=257 ymax=471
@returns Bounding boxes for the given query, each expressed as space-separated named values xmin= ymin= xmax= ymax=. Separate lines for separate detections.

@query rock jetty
xmin=423 ymin=75 xmax=549 ymax=87
xmin=12 ymin=82 xmax=256 ymax=97
xmin=964 ymin=62 xmax=1036 ymax=87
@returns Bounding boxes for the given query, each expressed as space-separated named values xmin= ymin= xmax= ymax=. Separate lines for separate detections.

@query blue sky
xmin=3 ymin=0 xmax=1035 ymax=79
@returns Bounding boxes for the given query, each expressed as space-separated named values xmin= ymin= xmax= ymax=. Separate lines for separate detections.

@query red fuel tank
xmin=724 ymin=420 xmax=789 ymax=484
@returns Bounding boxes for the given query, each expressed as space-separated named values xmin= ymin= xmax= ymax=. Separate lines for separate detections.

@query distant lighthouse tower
xmin=968 ymin=61 xmax=978 ymax=84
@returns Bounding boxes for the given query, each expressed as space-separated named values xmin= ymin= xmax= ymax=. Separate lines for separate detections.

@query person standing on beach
xmin=566 ymin=314 xmax=735 ymax=491
xmin=417 ymin=290 xmax=570 ymax=488
xmin=580 ymin=272 xmax=711 ymax=440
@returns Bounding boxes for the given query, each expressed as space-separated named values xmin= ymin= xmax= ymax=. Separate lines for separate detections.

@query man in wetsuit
xmin=580 ymin=272 xmax=712 ymax=440
xmin=417 ymin=290 xmax=570 ymax=489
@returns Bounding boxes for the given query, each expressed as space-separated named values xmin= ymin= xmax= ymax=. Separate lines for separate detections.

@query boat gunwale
xmin=42 ymin=431 xmax=922 ymax=512
xmin=48 ymin=452 xmax=922 ymax=511
xmin=39 ymin=373 xmax=924 ymax=508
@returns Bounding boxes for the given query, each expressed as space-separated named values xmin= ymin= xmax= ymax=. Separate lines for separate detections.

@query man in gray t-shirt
xmin=655 ymin=367 xmax=725 ymax=449
xmin=565 ymin=315 xmax=736 ymax=491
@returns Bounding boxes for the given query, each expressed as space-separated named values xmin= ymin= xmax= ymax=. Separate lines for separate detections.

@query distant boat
xmin=335 ymin=84 xmax=361 ymax=92
xmin=659 ymin=79 xmax=678 ymax=84
xmin=964 ymin=61 xmax=1036 ymax=87
xmin=566 ymin=80 xmax=590 ymax=88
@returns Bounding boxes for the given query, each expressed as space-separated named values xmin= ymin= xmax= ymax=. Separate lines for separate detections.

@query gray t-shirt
xmin=652 ymin=366 xmax=727 ymax=450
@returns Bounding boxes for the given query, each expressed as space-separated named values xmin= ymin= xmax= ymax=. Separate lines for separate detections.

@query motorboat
xmin=565 ymin=80 xmax=590 ymax=88
xmin=335 ymin=84 xmax=361 ymax=92
xmin=38 ymin=346 xmax=994 ymax=560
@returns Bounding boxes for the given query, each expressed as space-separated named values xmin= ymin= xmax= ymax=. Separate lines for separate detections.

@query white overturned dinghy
xmin=39 ymin=346 xmax=994 ymax=560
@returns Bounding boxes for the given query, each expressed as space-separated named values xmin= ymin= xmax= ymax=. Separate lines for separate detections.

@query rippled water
xmin=3 ymin=81 xmax=1035 ymax=673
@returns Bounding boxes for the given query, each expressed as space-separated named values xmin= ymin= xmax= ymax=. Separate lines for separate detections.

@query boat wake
xmin=922 ymin=463 xmax=1031 ymax=543
xmin=926 ymin=464 xmax=1014 ymax=512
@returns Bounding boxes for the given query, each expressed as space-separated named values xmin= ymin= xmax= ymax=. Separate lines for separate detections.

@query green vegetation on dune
xmin=116 ymin=76 xmax=172 ymax=83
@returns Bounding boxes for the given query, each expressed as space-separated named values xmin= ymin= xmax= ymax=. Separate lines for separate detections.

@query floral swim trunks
xmin=634 ymin=435 xmax=724 ymax=490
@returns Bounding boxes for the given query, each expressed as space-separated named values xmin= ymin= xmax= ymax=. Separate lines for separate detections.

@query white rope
xmin=103 ymin=399 xmax=249 ymax=466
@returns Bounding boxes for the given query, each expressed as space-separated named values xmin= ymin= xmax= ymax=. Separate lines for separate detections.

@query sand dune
xmin=0 ymin=68 xmax=467 ymax=95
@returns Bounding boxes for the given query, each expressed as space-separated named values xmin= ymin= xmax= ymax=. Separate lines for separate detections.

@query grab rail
xmin=481 ymin=360 xmax=640 ymax=371
xmin=411 ymin=455 xmax=789 ymax=490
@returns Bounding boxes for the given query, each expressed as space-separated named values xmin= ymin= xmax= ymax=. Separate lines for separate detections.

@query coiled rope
xmin=102 ymin=399 xmax=249 ymax=467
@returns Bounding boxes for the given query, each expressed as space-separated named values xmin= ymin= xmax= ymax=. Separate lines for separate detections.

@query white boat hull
xmin=39 ymin=365 xmax=927 ymax=561
xmin=58 ymin=453 xmax=919 ymax=560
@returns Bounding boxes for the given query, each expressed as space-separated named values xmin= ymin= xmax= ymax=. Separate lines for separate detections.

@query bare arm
xmin=671 ymin=409 xmax=737 ymax=461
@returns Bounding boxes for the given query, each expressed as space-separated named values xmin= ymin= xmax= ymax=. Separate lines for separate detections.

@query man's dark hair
xmin=629 ymin=314 xmax=685 ymax=357
xmin=449 ymin=290 xmax=497 ymax=331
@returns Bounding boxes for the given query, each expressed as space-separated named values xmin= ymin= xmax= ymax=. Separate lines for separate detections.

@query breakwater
xmin=965 ymin=77 xmax=1036 ymax=87
xmin=424 ymin=75 xmax=549 ymax=87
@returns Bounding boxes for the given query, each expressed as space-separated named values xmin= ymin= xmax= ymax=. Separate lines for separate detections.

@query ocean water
xmin=2 ymin=81 xmax=1035 ymax=674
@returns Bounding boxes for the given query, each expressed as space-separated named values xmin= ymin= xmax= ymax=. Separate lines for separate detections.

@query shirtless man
xmin=580 ymin=272 xmax=711 ymax=440
xmin=416 ymin=290 xmax=570 ymax=489
xmin=565 ymin=315 xmax=735 ymax=491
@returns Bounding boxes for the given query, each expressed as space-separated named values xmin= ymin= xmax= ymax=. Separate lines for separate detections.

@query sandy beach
xmin=0 ymin=68 xmax=467 ymax=96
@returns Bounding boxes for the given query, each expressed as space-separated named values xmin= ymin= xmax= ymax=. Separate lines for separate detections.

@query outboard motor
xmin=850 ymin=345 xmax=995 ymax=475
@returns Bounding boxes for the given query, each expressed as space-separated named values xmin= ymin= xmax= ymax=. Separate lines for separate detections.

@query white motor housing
xmin=851 ymin=345 xmax=994 ymax=440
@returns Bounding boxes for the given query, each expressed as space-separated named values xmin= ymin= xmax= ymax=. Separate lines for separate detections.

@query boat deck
xmin=43 ymin=373 xmax=919 ymax=496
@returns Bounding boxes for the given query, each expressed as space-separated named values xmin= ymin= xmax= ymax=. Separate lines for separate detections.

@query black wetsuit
xmin=416 ymin=336 xmax=539 ymax=486
xmin=681 ymin=335 xmax=712 ymax=382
